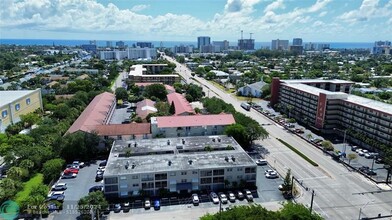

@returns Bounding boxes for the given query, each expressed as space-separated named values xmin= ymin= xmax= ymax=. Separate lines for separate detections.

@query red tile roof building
xmin=151 ymin=114 xmax=235 ymax=137
xmin=93 ymin=123 xmax=151 ymax=139
xmin=135 ymin=99 xmax=157 ymax=119
xmin=167 ymin=92 xmax=195 ymax=116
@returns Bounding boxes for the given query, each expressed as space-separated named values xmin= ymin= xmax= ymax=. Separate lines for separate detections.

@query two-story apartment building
xmin=103 ymin=135 xmax=256 ymax=198
xmin=128 ymin=64 xmax=180 ymax=85
xmin=0 ymin=89 xmax=43 ymax=133
xmin=150 ymin=114 xmax=235 ymax=138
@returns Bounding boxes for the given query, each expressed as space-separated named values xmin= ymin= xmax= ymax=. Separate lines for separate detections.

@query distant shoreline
xmin=0 ymin=38 xmax=374 ymax=49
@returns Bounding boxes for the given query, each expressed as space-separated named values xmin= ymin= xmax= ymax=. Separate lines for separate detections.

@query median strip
xmin=276 ymin=138 xmax=319 ymax=167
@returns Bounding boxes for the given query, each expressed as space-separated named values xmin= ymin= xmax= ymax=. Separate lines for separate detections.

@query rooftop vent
xmin=168 ymin=160 xmax=172 ymax=166
xmin=128 ymin=143 xmax=131 ymax=148
xmin=225 ymin=156 xmax=229 ymax=162
xmin=182 ymin=139 xmax=185 ymax=144
xmin=131 ymin=163 xmax=136 ymax=169
xmin=176 ymin=144 xmax=183 ymax=150
xmin=188 ymin=160 xmax=193 ymax=165
xmin=218 ymin=138 xmax=221 ymax=142
xmin=231 ymin=156 xmax=236 ymax=162
xmin=167 ymin=140 xmax=171 ymax=145
xmin=212 ymin=138 xmax=216 ymax=142
xmin=134 ymin=142 xmax=137 ymax=147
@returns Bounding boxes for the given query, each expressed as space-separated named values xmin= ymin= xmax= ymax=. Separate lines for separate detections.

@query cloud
xmin=264 ymin=0 xmax=285 ymax=13
xmin=338 ymin=0 xmax=392 ymax=23
xmin=318 ymin=11 xmax=327 ymax=17
xmin=130 ymin=4 xmax=150 ymax=12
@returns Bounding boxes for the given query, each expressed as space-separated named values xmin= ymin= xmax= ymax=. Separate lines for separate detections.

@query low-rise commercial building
xmin=271 ymin=78 xmax=392 ymax=147
xmin=0 ymin=89 xmax=43 ymax=133
xmin=150 ymin=114 xmax=235 ymax=138
xmin=103 ymin=135 xmax=256 ymax=198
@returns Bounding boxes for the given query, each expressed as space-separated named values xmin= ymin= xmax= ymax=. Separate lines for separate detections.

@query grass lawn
xmin=15 ymin=173 xmax=44 ymax=205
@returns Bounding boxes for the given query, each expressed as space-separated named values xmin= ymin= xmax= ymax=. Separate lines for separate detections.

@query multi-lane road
xmin=165 ymin=55 xmax=392 ymax=220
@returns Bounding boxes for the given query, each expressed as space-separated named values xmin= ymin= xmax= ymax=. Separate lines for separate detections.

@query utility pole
xmin=310 ymin=190 xmax=315 ymax=214
xmin=291 ymin=176 xmax=295 ymax=197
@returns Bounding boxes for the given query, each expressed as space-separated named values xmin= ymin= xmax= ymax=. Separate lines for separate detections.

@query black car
xmin=364 ymin=169 xmax=377 ymax=176
xmin=358 ymin=166 xmax=370 ymax=172
xmin=89 ymin=185 xmax=103 ymax=193
xmin=99 ymin=160 xmax=107 ymax=167
xmin=95 ymin=173 xmax=103 ymax=181
xmin=375 ymin=158 xmax=384 ymax=164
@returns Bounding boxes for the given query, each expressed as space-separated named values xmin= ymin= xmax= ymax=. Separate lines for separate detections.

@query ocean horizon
xmin=0 ymin=38 xmax=374 ymax=49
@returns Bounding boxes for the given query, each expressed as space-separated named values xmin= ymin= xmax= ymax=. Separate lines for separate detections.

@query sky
xmin=0 ymin=0 xmax=391 ymax=42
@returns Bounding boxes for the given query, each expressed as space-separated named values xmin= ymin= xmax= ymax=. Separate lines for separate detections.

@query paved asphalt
xmin=164 ymin=55 xmax=392 ymax=220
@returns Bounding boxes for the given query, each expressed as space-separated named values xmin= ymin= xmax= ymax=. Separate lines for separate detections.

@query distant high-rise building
xmin=290 ymin=45 xmax=303 ymax=55
xmin=317 ymin=44 xmax=330 ymax=51
xmin=238 ymin=39 xmax=255 ymax=50
xmin=106 ymin=41 xmax=112 ymax=48
xmin=304 ymin=42 xmax=316 ymax=51
xmin=116 ymin=41 xmax=125 ymax=49
xmin=89 ymin=40 xmax=96 ymax=45
xmin=173 ymin=45 xmax=194 ymax=54
xmin=271 ymin=39 xmax=289 ymax=50
xmin=372 ymin=41 xmax=392 ymax=55
xmin=81 ymin=44 xmax=97 ymax=53
xmin=136 ymin=42 xmax=154 ymax=48
xmin=293 ymin=38 xmax=303 ymax=46
xmin=213 ymin=40 xmax=229 ymax=51
xmin=197 ymin=36 xmax=211 ymax=51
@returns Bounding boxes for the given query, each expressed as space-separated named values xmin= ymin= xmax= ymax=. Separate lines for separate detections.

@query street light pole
xmin=358 ymin=200 xmax=374 ymax=220
xmin=334 ymin=128 xmax=347 ymax=157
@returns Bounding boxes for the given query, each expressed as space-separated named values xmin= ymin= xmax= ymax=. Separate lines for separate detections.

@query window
xmin=104 ymin=177 xmax=118 ymax=184
xmin=1 ymin=110 xmax=7 ymax=118
xmin=26 ymin=98 xmax=31 ymax=105
xmin=200 ymin=170 xmax=212 ymax=177
xmin=120 ymin=176 xmax=127 ymax=180
xmin=170 ymin=172 xmax=176 ymax=176
xmin=132 ymin=184 xmax=139 ymax=187
xmin=192 ymin=171 xmax=198 ymax=174
xmin=105 ymin=185 xmax=118 ymax=192
xmin=200 ymin=177 xmax=212 ymax=184
xmin=227 ymin=168 xmax=232 ymax=172
xmin=132 ymin=175 xmax=139 ymax=179
xmin=181 ymin=171 xmax=187 ymax=175
xmin=237 ymin=168 xmax=243 ymax=172
xmin=213 ymin=169 xmax=224 ymax=176
xmin=15 ymin=104 xmax=20 ymax=111
xmin=181 ymin=179 xmax=187 ymax=183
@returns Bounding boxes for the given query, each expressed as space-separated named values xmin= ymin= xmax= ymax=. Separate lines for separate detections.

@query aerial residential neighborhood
xmin=1 ymin=1 xmax=392 ymax=220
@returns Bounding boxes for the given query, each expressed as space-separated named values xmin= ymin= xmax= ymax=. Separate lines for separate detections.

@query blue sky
xmin=0 ymin=0 xmax=391 ymax=42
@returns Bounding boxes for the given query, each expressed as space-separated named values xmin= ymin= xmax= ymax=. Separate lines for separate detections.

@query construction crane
xmin=250 ymin=33 xmax=254 ymax=40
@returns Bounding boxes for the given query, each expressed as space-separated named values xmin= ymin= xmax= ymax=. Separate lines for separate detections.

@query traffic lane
xmin=256 ymin=165 xmax=284 ymax=202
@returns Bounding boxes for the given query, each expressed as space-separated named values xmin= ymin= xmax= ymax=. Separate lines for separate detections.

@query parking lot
xmin=51 ymin=161 xmax=103 ymax=220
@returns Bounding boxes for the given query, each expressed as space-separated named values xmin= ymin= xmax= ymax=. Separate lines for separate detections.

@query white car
xmin=256 ymin=159 xmax=267 ymax=166
xmin=144 ymin=199 xmax=151 ymax=209
xmin=244 ymin=189 xmax=253 ymax=202
xmin=210 ymin=192 xmax=220 ymax=204
xmin=218 ymin=193 xmax=228 ymax=204
xmin=355 ymin=148 xmax=363 ymax=153
xmin=52 ymin=183 xmax=67 ymax=191
xmin=61 ymin=173 xmax=77 ymax=179
xmin=192 ymin=194 xmax=199 ymax=205
xmin=227 ymin=191 xmax=236 ymax=202
xmin=265 ymin=170 xmax=278 ymax=179
xmin=47 ymin=191 xmax=65 ymax=201
xmin=358 ymin=150 xmax=365 ymax=156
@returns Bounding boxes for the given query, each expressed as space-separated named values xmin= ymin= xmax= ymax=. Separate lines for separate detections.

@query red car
xmin=64 ymin=168 xmax=79 ymax=174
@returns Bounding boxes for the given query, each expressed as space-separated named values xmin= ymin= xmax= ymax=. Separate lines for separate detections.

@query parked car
xmin=218 ymin=193 xmax=228 ymax=204
xmin=236 ymin=190 xmax=244 ymax=200
xmin=192 ymin=194 xmax=199 ymax=205
xmin=358 ymin=166 xmax=370 ymax=172
xmin=47 ymin=191 xmax=65 ymax=202
xmin=113 ymin=204 xmax=121 ymax=213
xmin=256 ymin=159 xmax=268 ymax=166
xmin=52 ymin=183 xmax=67 ymax=191
xmin=99 ymin=160 xmax=107 ymax=167
xmin=144 ymin=199 xmax=151 ymax=209
xmin=64 ymin=168 xmax=78 ymax=174
xmin=210 ymin=192 xmax=220 ymax=204
xmin=61 ymin=173 xmax=77 ymax=179
xmin=265 ymin=169 xmax=279 ymax=179
xmin=89 ymin=185 xmax=103 ymax=193
xmin=364 ymin=169 xmax=377 ymax=176
xmin=364 ymin=153 xmax=374 ymax=159
xmin=227 ymin=191 xmax=236 ymax=203
xmin=73 ymin=161 xmax=85 ymax=168
xmin=154 ymin=200 xmax=161 ymax=210
xmin=351 ymin=146 xmax=358 ymax=151
xmin=244 ymin=189 xmax=253 ymax=202
xmin=375 ymin=158 xmax=384 ymax=164
xmin=358 ymin=150 xmax=365 ymax=156
xmin=355 ymin=148 xmax=363 ymax=153
xmin=95 ymin=173 xmax=103 ymax=181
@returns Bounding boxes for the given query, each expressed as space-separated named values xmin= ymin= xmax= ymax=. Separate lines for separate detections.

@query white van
xmin=52 ymin=183 xmax=67 ymax=191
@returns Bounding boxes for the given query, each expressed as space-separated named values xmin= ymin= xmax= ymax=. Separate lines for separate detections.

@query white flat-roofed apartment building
xmin=270 ymin=78 xmax=392 ymax=147
xmin=128 ymin=64 xmax=180 ymax=85
xmin=100 ymin=48 xmax=157 ymax=60
xmin=103 ymin=135 xmax=256 ymax=198
xmin=0 ymin=89 xmax=43 ymax=133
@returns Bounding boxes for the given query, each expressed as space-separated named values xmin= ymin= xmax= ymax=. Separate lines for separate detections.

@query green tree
xmin=169 ymin=101 xmax=176 ymax=115
xmin=115 ymin=87 xmax=128 ymax=101
xmin=321 ymin=140 xmax=334 ymax=151
xmin=41 ymin=158 xmax=65 ymax=183
xmin=0 ymin=178 xmax=22 ymax=203
xmin=7 ymin=167 xmax=29 ymax=181
xmin=185 ymin=84 xmax=204 ymax=101
xmin=281 ymin=169 xmax=293 ymax=196
xmin=144 ymin=84 xmax=168 ymax=101
xmin=347 ymin=153 xmax=357 ymax=165
xmin=20 ymin=113 xmax=41 ymax=128
xmin=225 ymin=124 xmax=247 ymax=147
xmin=78 ymin=192 xmax=109 ymax=220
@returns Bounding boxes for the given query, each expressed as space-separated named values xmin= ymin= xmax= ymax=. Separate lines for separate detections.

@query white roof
xmin=0 ymin=89 xmax=38 ymax=107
